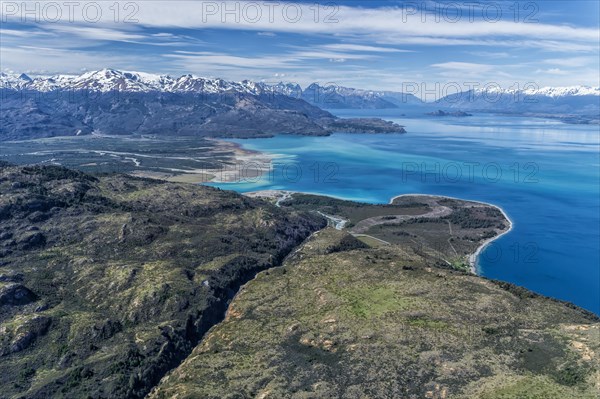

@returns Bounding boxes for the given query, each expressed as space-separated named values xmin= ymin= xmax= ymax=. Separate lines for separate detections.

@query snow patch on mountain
xmin=0 ymin=69 xmax=269 ymax=95
xmin=471 ymin=85 xmax=600 ymax=97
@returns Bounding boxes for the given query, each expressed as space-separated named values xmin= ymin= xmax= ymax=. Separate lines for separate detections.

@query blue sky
xmin=1 ymin=0 xmax=599 ymax=94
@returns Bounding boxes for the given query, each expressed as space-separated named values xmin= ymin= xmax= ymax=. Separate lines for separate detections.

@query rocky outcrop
xmin=0 ymin=283 xmax=37 ymax=306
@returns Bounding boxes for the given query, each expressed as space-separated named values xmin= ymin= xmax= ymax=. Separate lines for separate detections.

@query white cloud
xmin=431 ymin=62 xmax=495 ymax=74
xmin=3 ymin=2 xmax=597 ymax=50
xmin=126 ymin=4 xmax=567 ymax=34
xmin=0 ymin=28 xmax=51 ymax=37
xmin=542 ymin=56 xmax=599 ymax=68
xmin=1 ymin=1 xmax=598 ymax=88
xmin=319 ymin=44 xmax=411 ymax=53
xmin=121 ymin=2 xmax=600 ymax=50
xmin=372 ymin=35 xmax=597 ymax=53
xmin=0 ymin=45 xmax=146 ymax=75
xmin=535 ymin=68 xmax=568 ymax=75
xmin=43 ymin=25 xmax=146 ymax=42
xmin=162 ymin=46 xmax=374 ymax=74
xmin=164 ymin=51 xmax=297 ymax=70
xmin=291 ymin=50 xmax=372 ymax=60
xmin=466 ymin=51 xmax=512 ymax=58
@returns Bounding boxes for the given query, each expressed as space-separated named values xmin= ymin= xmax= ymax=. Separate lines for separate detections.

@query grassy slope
xmin=150 ymin=225 xmax=599 ymax=398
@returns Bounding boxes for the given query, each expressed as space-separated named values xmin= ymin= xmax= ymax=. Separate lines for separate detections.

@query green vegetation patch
xmin=477 ymin=375 xmax=599 ymax=399
xmin=336 ymin=285 xmax=413 ymax=318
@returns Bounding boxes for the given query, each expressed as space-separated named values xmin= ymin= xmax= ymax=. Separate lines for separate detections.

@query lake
xmin=210 ymin=112 xmax=600 ymax=315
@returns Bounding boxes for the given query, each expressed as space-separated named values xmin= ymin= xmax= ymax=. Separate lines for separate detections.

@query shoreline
xmin=205 ymin=138 xmax=274 ymax=183
xmin=390 ymin=193 xmax=513 ymax=274
xmin=246 ymin=190 xmax=513 ymax=276
xmin=129 ymin=138 xmax=273 ymax=184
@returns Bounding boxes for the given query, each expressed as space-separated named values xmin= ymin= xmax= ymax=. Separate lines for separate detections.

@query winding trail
xmin=275 ymin=191 xmax=292 ymax=207
xmin=391 ymin=194 xmax=513 ymax=274
xmin=348 ymin=199 xmax=451 ymax=234
xmin=244 ymin=190 xmax=513 ymax=275
xmin=316 ymin=211 xmax=348 ymax=230
xmin=351 ymin=234 xmax=391 ymax=245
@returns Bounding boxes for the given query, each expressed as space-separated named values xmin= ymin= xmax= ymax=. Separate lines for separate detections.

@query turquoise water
xmin=210 ymin=113 xmax=600 ymax=315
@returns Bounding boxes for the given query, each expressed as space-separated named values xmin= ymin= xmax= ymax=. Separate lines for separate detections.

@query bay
xmin=210 ymin=112 xmax=600 ymax=314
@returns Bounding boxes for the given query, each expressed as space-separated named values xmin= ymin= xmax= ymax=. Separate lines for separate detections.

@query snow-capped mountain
xmin=1 ymin=69 xmax=424 ymax=110
xmin=69 ymin=69 xmax=160 ymax=92
xmin=2 ymin=70 xmax=597 ymax=108
xmin=0 ymin=72 xmax=39 ymax=90
xmin=519 ymin=86 xmax=599 ymax=97
xmin=269 ymin=82 xmax=423 ymax=109
xmin=2 ymin=69 xmax=596 ymax=127
xmin=0 ymin=69 xmax=405 ymax=141
xmin=301 ymin=83 xmax=398 ymax=109
xmin=266 ymin=82 xmax=303 ymax=98
xmin=437 ymin=85 xmax=600 ymax=118
xmin=0 ymin=69 xmax=269 ymax=95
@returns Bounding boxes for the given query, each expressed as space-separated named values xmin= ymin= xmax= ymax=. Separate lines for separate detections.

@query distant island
xmin=427 ymin=109 xmax=473 ymax=117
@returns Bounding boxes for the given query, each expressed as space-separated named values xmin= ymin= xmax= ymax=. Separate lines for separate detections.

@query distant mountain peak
xmin=18 ymin=73 xmax=32 ymax=81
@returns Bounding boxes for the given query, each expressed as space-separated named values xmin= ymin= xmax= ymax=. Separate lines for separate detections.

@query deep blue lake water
xmin=211 ymin=112 xmax=600 ymax=315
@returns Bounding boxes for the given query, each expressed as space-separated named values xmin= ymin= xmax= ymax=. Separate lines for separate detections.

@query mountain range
xmin=0 ymin=70 xmax=422 ymax=109
xmin=296 ymin=83 xmax=599 ymax=122
xmin=0 ymin=69 xmax=405 ymax=141
xmin=273 ymin=82 xmax=424 ymax=109
xmin=436 ymin=86 xmax=600 ymax=122
xmin=0 ymin=70 xmax=268 ymax=95
xmin=1 ymin=69 xmax=598 ymax=142
xmin=8 ymin=71 xmax=595 ymax=107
